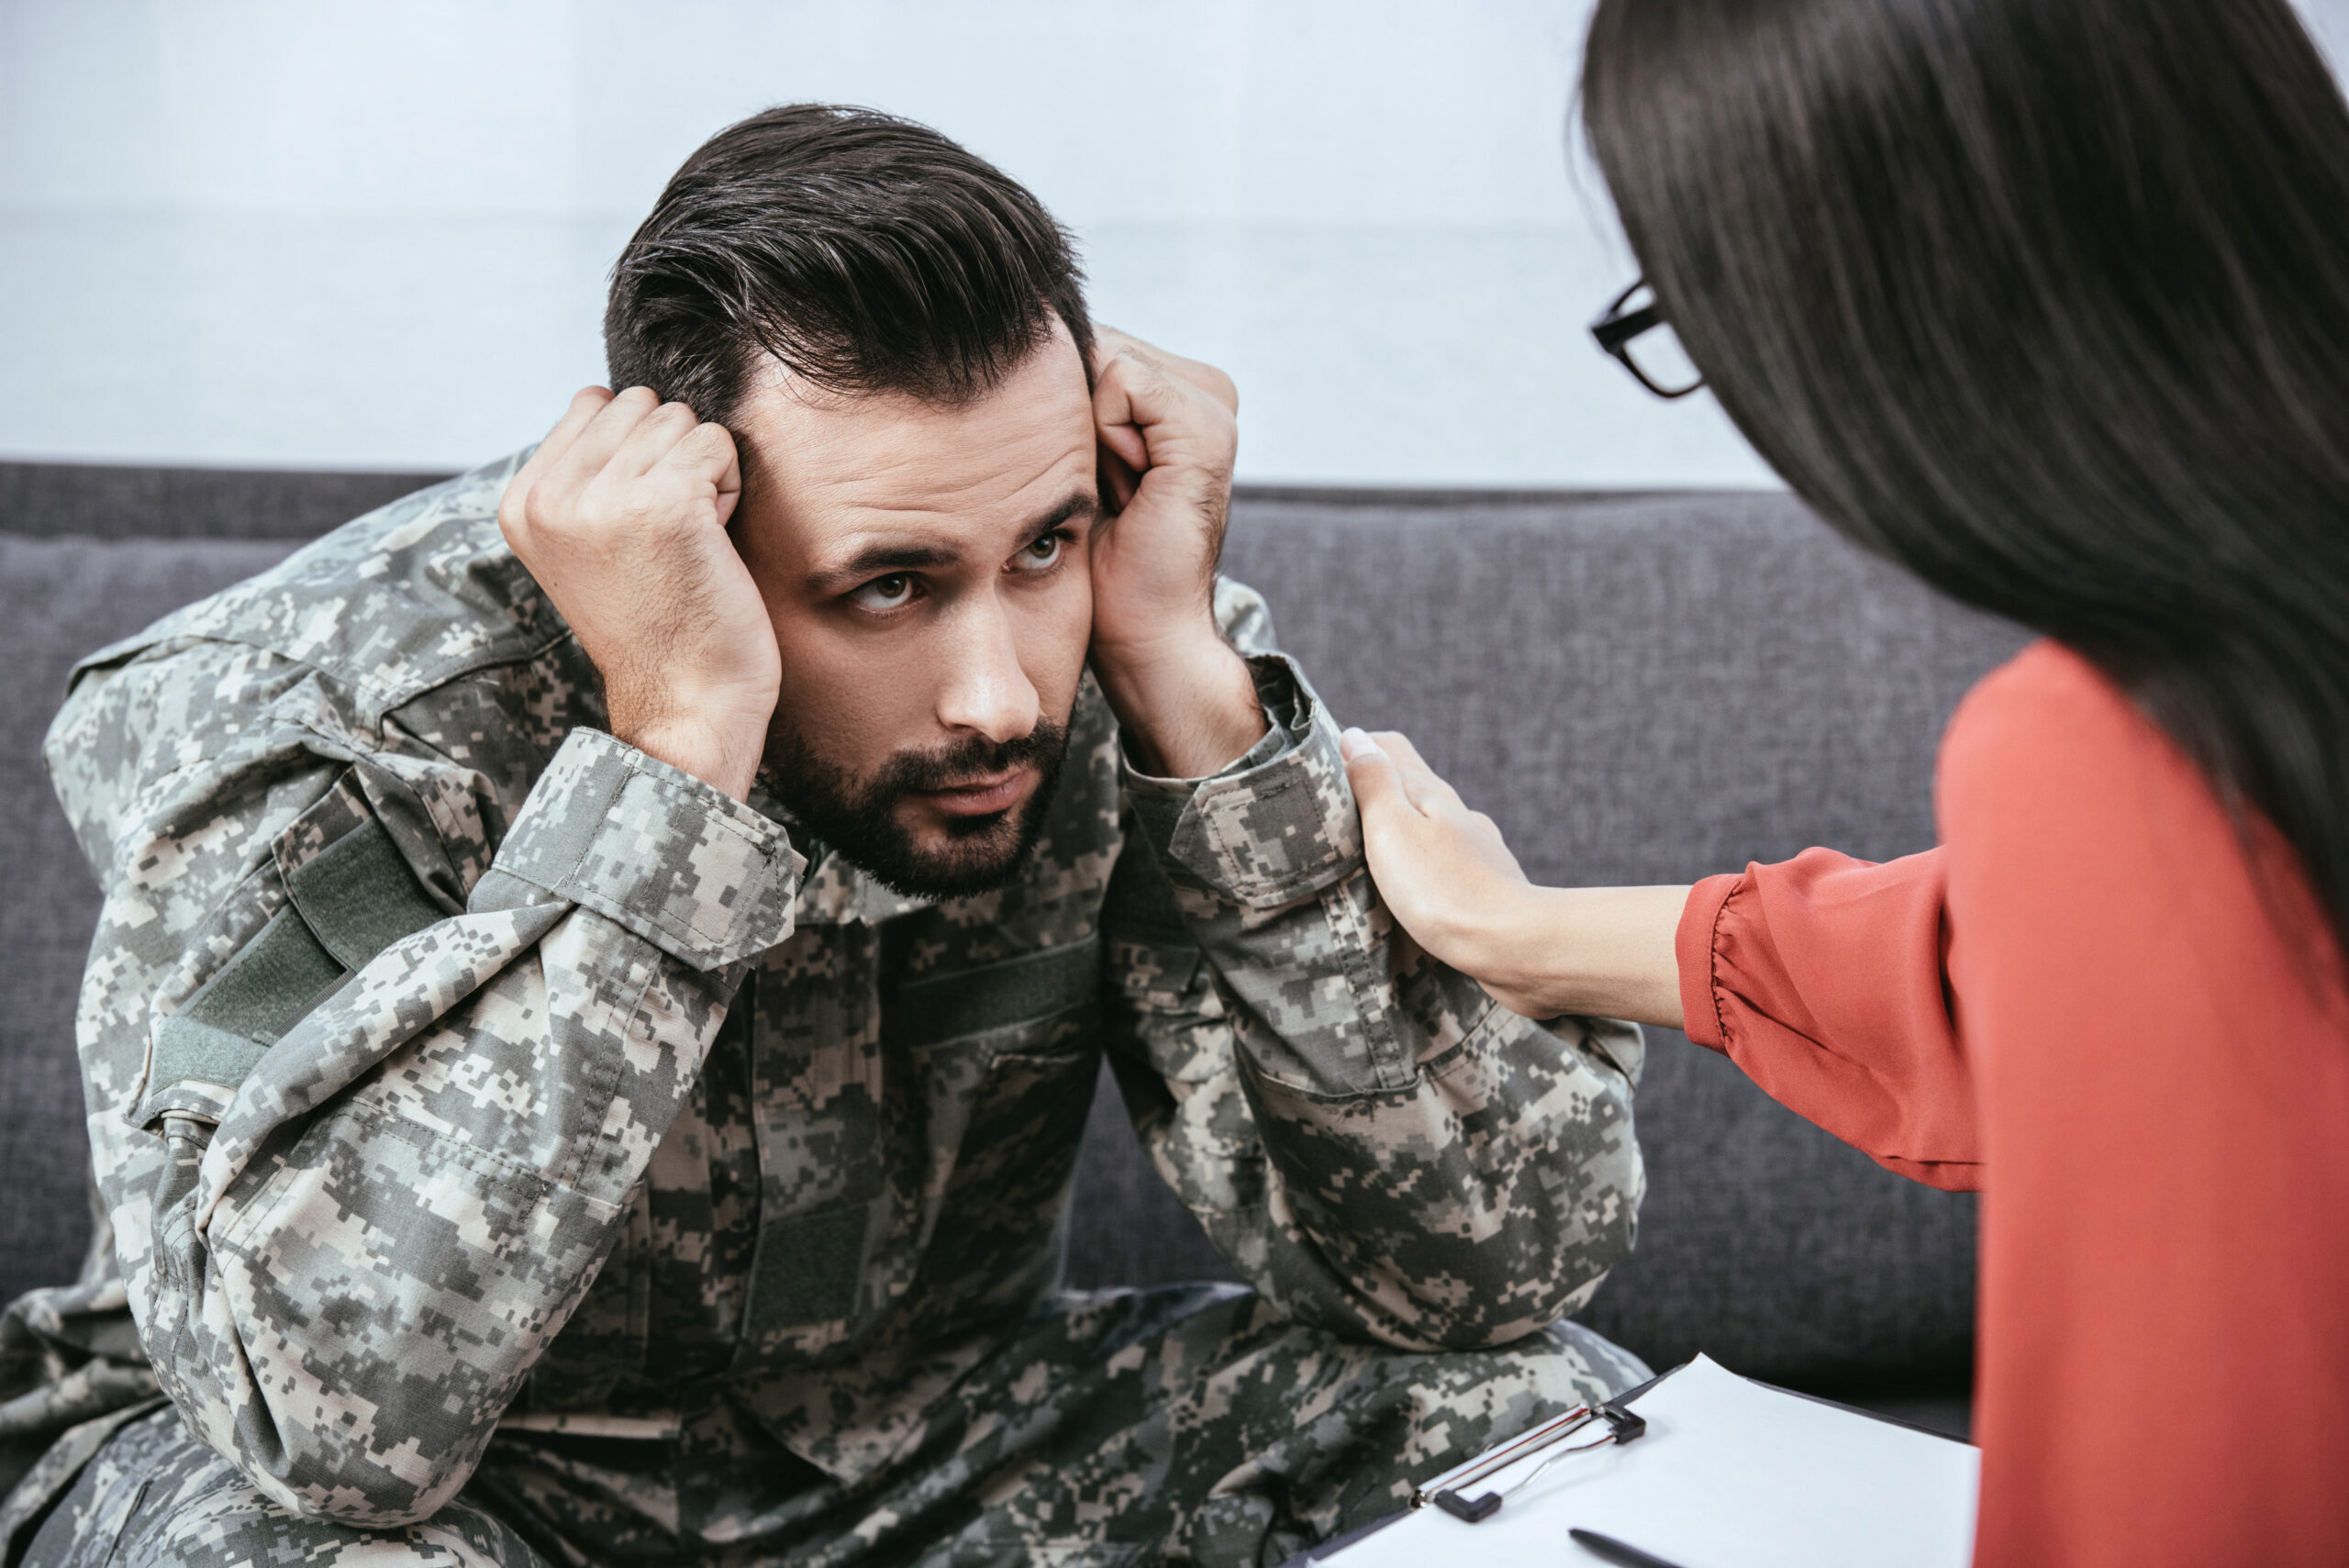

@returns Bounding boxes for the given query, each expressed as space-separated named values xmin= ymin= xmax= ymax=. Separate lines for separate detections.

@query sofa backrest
xmin=0 ymin=467 xmax=2027 ymax=1396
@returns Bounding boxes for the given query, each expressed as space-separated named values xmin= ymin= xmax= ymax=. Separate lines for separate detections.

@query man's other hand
xmin=500 ymin=386 xmax=777 ymax=800
xmin=1086 ymin=328 xmax=1264 ymax=778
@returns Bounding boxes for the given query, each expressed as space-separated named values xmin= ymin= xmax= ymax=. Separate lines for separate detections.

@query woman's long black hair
xmin=1583 ymin=0 xmax=2349 ymax=952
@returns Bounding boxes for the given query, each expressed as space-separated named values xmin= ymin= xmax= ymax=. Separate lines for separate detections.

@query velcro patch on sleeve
xmin=149 ymin=906 xmax=348 ymax=1102
xmin=142 ymin=817 xmax=450 ymax=1119
xmin=284 ymin=817 xmax=448 ymax=972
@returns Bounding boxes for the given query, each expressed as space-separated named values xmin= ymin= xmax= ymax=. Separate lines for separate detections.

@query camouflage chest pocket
xmin=736 ymin=939 xmax=1107 ymax=1349
xmin=884 ymin=940 xmax=1106 ymax=1317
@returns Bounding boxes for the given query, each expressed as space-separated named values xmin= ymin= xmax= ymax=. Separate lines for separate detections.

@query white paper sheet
xmin=1330 ymin=1355 xmax=1978 ymax=1568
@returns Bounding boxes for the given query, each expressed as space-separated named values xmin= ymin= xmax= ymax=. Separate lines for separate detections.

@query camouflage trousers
xmin=17 ymin=1284 xmax=1645 ymax=1568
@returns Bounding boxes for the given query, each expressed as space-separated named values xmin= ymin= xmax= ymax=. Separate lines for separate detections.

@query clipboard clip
xmin=1416 ymin=1401 xmax=1648 ymax=1524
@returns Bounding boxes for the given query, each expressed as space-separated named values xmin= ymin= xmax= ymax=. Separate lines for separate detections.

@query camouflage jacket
xmin=22 ymin=455 xmax=1643 ymax=1528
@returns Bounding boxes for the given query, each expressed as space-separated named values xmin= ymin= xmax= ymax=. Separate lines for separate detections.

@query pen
xmin=1569 ymin=1527 xmax=1690 ymax=1568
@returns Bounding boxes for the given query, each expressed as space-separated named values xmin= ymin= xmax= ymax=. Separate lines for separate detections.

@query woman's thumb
xmin=1341 ymin=728 xmax=1402 ymax=809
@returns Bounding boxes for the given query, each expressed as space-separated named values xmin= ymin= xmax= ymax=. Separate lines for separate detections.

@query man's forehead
xmin=734 ymin=328 xmax=1095 ymax=565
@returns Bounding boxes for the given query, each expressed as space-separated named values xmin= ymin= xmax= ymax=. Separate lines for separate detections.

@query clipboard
xmin=1279 ymin=1354 xmax=1978 ymax=1568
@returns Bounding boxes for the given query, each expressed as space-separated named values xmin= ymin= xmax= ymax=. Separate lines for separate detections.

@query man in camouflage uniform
xmin=0 ymin=106 xmax=1646 ymax=1566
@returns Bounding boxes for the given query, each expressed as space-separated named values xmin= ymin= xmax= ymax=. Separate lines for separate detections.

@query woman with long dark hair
xmin=1341 ymin=0 xmax=2349 ymax=1561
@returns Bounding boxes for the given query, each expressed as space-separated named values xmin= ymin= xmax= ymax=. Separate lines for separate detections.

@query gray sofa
xmin=0 ymin=462 xmax=2021 ymax=1442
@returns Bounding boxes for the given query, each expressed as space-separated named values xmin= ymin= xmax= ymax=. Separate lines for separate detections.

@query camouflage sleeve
xmin=1108 ymin=579 xmax=1645 ymax=1352
xmin=44 ymin=643 xmax=798 ymax=1528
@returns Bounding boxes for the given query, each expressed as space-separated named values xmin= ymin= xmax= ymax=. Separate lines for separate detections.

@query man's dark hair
xmin=605 ymin=104 xmax=1093 ymax=423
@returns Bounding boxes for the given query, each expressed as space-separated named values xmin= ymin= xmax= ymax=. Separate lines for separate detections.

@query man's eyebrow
xmin=807 ymin=542 xmax=962 ymax=595
xmin=1024 ymin=490 xmax=1100 ymax=537
xmin=806 ymin=492 xmax=1100 ymax=595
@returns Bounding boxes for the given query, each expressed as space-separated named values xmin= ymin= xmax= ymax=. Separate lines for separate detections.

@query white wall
xmin=3 ymin=0 xmax=2344 ymax=486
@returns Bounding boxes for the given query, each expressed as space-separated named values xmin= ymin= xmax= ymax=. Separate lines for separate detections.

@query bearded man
xmin=3 ymin=106 xmax=1647 ymax=1567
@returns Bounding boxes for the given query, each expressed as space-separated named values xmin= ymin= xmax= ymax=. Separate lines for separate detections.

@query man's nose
xmin=935 ymin=595 xmax=1041 ymax=745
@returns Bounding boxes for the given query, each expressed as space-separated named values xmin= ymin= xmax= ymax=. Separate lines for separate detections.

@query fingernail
xmin=1340 ymin=727 xmax=1385 ymax=761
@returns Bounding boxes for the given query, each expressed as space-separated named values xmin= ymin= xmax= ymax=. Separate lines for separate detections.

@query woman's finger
xmin=1341 ymin=728 xmax=1428 ymax=820
xmin=1368 ymin=730 xmax=1467 ymax=813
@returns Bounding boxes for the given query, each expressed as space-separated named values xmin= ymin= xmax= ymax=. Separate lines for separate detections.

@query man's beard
xmin=757 ymin=717 xmax=1071 ymax=900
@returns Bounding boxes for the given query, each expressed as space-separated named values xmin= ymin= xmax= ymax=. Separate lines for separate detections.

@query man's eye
xmin=849 ymin=573 xmax=916 ymax=611
xmin=1009 ymin=533 xmax=1063 ymax=573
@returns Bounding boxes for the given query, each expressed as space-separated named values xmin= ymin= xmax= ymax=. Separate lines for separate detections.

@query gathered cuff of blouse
xmin=1675 ymin=845 xmax=1984 ymax=1192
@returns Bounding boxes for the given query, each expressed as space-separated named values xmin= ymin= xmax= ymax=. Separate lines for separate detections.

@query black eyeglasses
xmin=1591 ymin=278 xmax=1704 ymax=400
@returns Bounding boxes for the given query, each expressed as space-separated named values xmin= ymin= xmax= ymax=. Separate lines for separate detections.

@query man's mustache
xmin=872 ymin=720 xmax=1067 ymax=798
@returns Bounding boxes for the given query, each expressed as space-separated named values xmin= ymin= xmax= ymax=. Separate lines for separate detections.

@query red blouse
xmin=1676 ymin=640 xmax=2349 ymax=1567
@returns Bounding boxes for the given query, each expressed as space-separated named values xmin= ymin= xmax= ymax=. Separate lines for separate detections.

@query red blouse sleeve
xmin=1675 ymin=845 xmax=1983 ymax=1190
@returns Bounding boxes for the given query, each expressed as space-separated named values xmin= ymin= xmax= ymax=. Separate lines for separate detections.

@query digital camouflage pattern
xmin=22 ymin=1288 xmax=1648 ymax=1567
xmin=0 ymin=457 xmax=1647 ymax=1564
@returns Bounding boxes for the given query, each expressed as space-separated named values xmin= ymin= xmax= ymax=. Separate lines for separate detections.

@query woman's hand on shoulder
xmin=1340 ymin=727 xmax=1689 ymax=1028
xmin=1340 ymin=728 xmax=1551 ymax=1012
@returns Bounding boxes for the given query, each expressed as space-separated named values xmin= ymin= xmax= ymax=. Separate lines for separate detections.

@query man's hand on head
xmin=499 ymin=386 xmax=779 ymax=801
xmin=1086 ymin=328 xmax=1265 ymax=779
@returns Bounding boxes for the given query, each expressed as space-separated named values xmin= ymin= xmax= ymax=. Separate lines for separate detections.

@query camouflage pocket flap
xmin=884 ymin=938 xmax=1101 ymax=1049
xmin=741 ymin=1195 xmax=885 ymax=1337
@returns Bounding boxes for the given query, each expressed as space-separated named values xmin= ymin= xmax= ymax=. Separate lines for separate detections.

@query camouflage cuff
xmin=484 ymin=728 xmax=803 ymax=971
xmin=1125 ymin=654 xmax=1364 ymax=910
